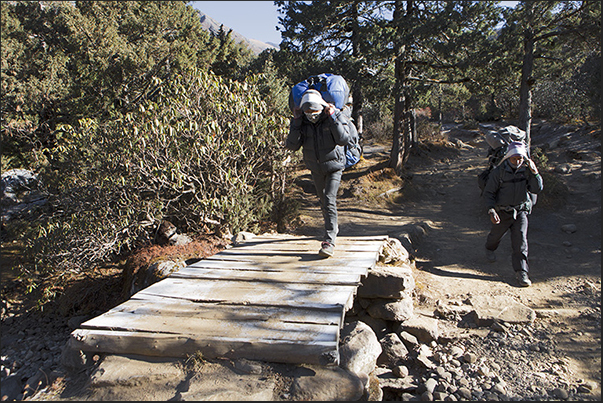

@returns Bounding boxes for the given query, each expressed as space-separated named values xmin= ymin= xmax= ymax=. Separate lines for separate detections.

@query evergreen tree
xmin=1 ymin=1 xmax=75 ymax=166
xmin=209 ymin=24 xmax=255 ymax=81
xmin=386 ymin=1 xmax=501 ymax=172
xmin=275 ymin=1 xmax=389 ymax=134
xmin=499 ymin=1 xmax=601 ymax=146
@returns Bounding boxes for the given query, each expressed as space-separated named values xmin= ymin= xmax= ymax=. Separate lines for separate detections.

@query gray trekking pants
xmin=311 ymin=169 xmax=342 ymax=245
xmin=485 ymin=210 xmax=530 ymax=273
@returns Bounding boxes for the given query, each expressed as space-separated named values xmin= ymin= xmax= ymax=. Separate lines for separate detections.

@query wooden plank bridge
xmin=68 ymin=234 xmax=388 ymax=366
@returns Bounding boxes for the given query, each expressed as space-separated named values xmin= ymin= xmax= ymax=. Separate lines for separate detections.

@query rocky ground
xmin=1 ymin=119 xmax=600 ymax=401
xmin=405 ymin=121 xmax=601 ymax=401
xmin=289 ymin=119 xmax=601 ymax=400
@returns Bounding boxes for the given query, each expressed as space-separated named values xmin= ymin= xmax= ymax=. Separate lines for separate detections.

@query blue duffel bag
xmin=289 ymin=73 xmax=350 ymax=110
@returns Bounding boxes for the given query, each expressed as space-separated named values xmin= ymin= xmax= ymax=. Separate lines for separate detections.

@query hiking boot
xmin=318 ymin=241 xmax=334 ymax=258
xmin=516 ymin=271 xmax=532 ymax=287
xmin=485 ymin=248 xmax=496 ymax=263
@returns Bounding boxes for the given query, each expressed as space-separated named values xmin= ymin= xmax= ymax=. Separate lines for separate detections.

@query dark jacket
xmin=483 ymin=159 xmax=544 ymax=213
xmin=285 ymin=109 xmax=351 ymax=173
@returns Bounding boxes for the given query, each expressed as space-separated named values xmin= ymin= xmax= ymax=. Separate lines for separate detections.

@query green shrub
xmin=30 ymin=69 xmax=290 ymax=275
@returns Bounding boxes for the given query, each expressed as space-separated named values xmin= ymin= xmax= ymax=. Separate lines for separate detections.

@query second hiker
xmin=482 ymin=140 xmax=543 ymax=287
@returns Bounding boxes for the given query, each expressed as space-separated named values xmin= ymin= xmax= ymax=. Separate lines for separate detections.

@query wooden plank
xmin=80 ymin=311 xmax=339 ymax=343
xmin=134 ymin=278 xmax=358 ymax=311
xmin=201 ymin=251 xmax=379 ymax=271
xmin=224 ymin=238 xmax=386 ymax=250
xmin=212 ymin=250 xmax=379 ymax=260
xmin=338 ymin=235 xmax=389 ymax=241
xmin=188 ymin=258 xmax=376 ymax=275
xmin=66 ymin=233 xmax=388 ymax=366
xmin=225 ymin=235 xmax=386 ymax=248
xmin=82 ymin=297 xmax=344 ymax=326
xmin=239 ymin=235 xmax=388 ymax=243
xmin=226 ymin=240 xmax=385 ymax=253
xmin=69 ymin=329 xmax=340 ymax=365
xmin=172 ymin=266 xmax=362 ymax=285
xmin=208 ymin=253 xmax=371 ymax=267
xmin=126 ymin=293 xmax=349 ymax=325
xmin=206 ymin=250 xmax=380 ymax=259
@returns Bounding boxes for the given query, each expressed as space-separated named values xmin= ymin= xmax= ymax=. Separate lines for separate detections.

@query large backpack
xmin=477 ymin=146 xmax=507 ymax=192
xmin=290 ymin=74 xmax=361 ymax=169
xmin=478 ymin=125 xmax=527 ymax=192
xmin=289 ymin=73 xmax=350 ymax=110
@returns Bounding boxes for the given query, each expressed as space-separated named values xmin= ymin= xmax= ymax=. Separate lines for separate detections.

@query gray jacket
xmin=483 ymin=160 xmax=544 ymax=213
xmin=285 ymin=109 xmax=351 ymax=173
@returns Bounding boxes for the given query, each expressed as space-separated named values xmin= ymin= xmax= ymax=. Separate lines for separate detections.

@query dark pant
xmin=311 ymin=169 xmax=342 ymax=245
xmin=485 ymin=210 xmax=530 ymax=273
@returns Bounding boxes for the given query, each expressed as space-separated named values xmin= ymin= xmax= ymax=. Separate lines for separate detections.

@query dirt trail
xmin=5 ymin=121 xmax=598 ymax=401
xmin=292 ymin=121 xmax=601 ymax=398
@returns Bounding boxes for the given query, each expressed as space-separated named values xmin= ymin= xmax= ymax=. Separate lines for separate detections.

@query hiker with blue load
xmin=290 ymin=74 xmax=362 ymax=170
xmin=482 ymin=138 xmax=543 ymax=287
xmin=285 ymin=75 xmax=355 ymax=258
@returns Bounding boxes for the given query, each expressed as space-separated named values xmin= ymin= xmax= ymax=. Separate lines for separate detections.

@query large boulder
xmin=468 ymin=295 xmax=536 ymax=326
xmin=377 ymin=332 xmax=410 ymax=366
xmin=1 ymin=168 xmax=46 ymax=221
xmin=339 ymin=321 xmax=382 ymax=377
xmin=397 ymin=315 xmax=440 ymax=344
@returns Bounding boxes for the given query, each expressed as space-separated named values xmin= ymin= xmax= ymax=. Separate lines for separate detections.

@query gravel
xmin=1 ymin=280 xmax=600 ymax=401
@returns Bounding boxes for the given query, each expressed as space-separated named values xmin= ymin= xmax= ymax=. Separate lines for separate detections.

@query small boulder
xmin=358 ymin=264 xmax=415 ymax=299
xmin=398 ymin=315 xmax=440 ymax=343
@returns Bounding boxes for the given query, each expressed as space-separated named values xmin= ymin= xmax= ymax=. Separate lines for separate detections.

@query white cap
xmin=503 ymin=141 xmax=528 ymax=162
xmin=300 ymin=89 xmax=327 ymax=112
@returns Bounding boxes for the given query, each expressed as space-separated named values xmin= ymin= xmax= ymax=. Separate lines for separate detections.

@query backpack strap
xmin=306 ymin=75 xmax=327 ymax=90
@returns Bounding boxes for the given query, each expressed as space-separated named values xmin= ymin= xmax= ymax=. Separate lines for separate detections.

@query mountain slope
xmin=197 ymin=11 xmax=278 ymax=54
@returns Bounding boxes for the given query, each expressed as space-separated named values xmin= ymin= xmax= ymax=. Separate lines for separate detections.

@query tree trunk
xmin=390 ymin=58 xmax=404 ymax=173
xmin=402 ymin=85 xmax=412 ymax=161
xmin=352 ymin=85 xmax=364 ymax=139
xmin=519 ymin=27 xmax=535 ymax=150
xmin=350 ymin=1 xmax=363 ymax=140
xmin=390 ymin=59 xmax=412 ymax=174
xmin=438 ymin=84 xmax=442 ymax=125
xmin=389 ymin=0 xmax=413 ymax=174
xmin=410 ymin=109 xmax=417 ymax=146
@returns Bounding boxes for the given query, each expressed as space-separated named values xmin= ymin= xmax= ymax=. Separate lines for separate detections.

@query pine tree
xmin=499 ymin=1 xmax=601 ymax=146
xmin=387 ymin=1 xmax=501 ymax=172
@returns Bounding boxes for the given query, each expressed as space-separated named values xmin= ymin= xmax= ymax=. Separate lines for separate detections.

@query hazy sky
xmin=189 ymin=1 xmax=282 ymax=45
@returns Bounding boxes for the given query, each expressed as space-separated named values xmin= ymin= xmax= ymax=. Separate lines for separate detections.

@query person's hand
xmin=324 ymin=103 xmax=336 ymax=116
xmin=293 ymin=107 xmax=302 ymax=119
xmin=488 ymin=208 xmax=500 ymax=225
xmin=526 ymin=158 xmax=539 ymax=174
